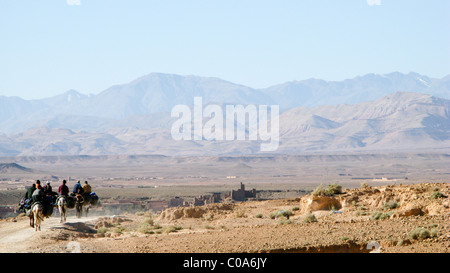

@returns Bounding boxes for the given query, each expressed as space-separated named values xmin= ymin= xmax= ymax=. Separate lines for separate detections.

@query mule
xmin=75 ymin=193 xmax=99 ymax=218
xmin=30 ymin=203 xmax=44 ymax=231
xmin=57 ymin=196 xmax=68 ymax=223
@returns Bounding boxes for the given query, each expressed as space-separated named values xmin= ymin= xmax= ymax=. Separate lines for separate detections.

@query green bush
xmin=312 ymin=184 xmax=328 ymax=197
xmin=303 ymin=213 xmax=317 ymax=223
xmin=430 ymin=190 xmax=446 ymax=199
xmin=164 ymin=226 xmax=183 ymax=234
xmin=371 ymin=211 xmax=392 ymax=220
xmin=114 ymin=227 xmax=126 ymax=234
xmin=97 ymin=227 xmax=109 ymax=234
xmin=326 ymin=183 xmax=342 ymax=195
xmin=143 ymin=217 xmax=154 ymax=225
xmin=384 ymin=201 xmax=400 ymax=210
xmin=138 ymin=221 xmax=162 ymax=234
xmin=270 ymin=210 xmax=293 ymax=219
xmin=408 ymin=227 xmax=436 ymax=240
xmin=312 ymin=183 xmax=343 ymax=196
xmin=138 ymin=223 xmax=154 ymax=234
xmin=277 ymin=219 xmax=293 ymax=225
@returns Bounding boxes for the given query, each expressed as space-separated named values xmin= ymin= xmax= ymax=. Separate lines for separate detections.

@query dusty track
xmin=0 ymin=214 xmax=101 ymax=253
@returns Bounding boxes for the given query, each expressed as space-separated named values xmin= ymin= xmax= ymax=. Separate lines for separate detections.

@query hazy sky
xmin=1 ymin=0 xmax=449 ymax=99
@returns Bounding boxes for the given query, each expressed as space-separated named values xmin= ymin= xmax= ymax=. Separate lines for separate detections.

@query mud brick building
xmin=230 ymin=182 xmax=256 ymax=201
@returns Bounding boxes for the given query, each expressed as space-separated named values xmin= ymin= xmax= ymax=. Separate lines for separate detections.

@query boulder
xmin=390 ymin=206 xmax=425 ymax=218
xmin=301 ymin=196 xmax=342 ymax=213
xmin=159 ymin=207 xmax=207 ymax=220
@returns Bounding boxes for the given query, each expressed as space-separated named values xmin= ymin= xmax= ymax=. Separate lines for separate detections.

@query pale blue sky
xmin=0 ymin=0 xmax=449 ymax=99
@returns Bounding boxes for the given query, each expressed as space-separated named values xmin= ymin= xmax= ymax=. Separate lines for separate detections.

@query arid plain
xmin=0 ymin=152 xmax=448 ymax=253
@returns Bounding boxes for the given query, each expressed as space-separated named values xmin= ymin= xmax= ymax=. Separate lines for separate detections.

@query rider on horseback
xmin=73 ymin=181 xmax=84 ymax=195
xmin=57 ymin=179 xmax=75 ymax=209
xmin=32 ymin=183 xmax=44 ymax=203
xmin=58 ymin=180 xmax=69 ymax=197
xmin=82 ymin=181 xmax=91 ymax=194
xmin=26 ymin=183 xmax=36 ymax=199
xmin=19 ymin=182 xmax=36 ymax=211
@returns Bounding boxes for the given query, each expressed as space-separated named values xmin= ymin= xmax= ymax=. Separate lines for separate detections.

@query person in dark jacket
xmin=26 ymin=183 xmax=36 ymax=199
xmin=32 ymin=184 xmax=44 ymax=203
xmin=73 ymin=181 xmax=84 ymax=194
xmin=58 ymin=180 xmax=69 ymax=197
xmin=19 ymin=183 xmax=36 ymax=211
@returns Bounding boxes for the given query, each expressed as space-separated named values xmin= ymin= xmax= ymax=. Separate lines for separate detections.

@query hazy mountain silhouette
xmin=0 ymin=91 xmax=448 ymax=156
xmin=0 ymin=72 xmax=449 ymax=134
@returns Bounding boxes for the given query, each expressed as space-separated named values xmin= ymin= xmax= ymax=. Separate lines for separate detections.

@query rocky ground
xmin=0 ymin=182 xmax=448 ymax=253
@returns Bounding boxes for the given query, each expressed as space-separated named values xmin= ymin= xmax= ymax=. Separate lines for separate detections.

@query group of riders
xmin=19 ymin=179 xmax=98 ymax=218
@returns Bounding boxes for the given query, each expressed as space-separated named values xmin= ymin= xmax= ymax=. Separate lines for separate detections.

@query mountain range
xmin=0 ymin=72 xmax=449 ymax=156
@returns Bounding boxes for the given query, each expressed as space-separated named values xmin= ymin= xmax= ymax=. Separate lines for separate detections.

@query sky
xmin=0 ymin=0 xmax=449 ymax=99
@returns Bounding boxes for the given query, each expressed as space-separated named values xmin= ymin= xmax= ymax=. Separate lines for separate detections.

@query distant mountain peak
xmin=0 ymin=163 xmax=34 ymax=173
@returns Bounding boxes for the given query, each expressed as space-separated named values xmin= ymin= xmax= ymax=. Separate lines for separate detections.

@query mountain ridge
xmin=0 ymin=91 xmax=448 ymax=156
xmin=0 ymin=72 xmax=448 ymax=156
xmin=0 ymin=71 xmax=449 ymax=134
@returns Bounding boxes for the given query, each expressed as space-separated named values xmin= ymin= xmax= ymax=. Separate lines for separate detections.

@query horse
xmin=30 ymin=202 xmax=44 ymax=231
xmin=57 ymin=196 xmax=68 ymax=223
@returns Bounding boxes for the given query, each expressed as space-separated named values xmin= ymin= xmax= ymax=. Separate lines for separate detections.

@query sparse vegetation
xmin=138 ymin=218 xmax=162 ymax=234
xmin=114 ymin=227 xmax=126 ymax=234
xmin=138 ymin=223 xmax=156 ymax=234
xmin=303 ymin=213 xmax=317 ymax=223
xmin=270 ymin=210 xmax=293 ymax=219
xmin=430 ymin=189 xmax=447 ymax=199
xmin=97 ymin=227 xmax=109 ymax=234
xmin=312 ymin=183 xmax=343 ymax=197
xmin=326 ymin=183 xmax=342 ymax=195
xmin=384 ymin=201 xmax=400 ymax=210
xmin=164 ymin=226 xmax=183 ymax=234
xmin=143 ymin=217 xmax=154 ymax=225
xmin=355 ymin=205 xmax=368 ymax=216
xmin=355 ymin=210 xmax=368 ymax=216
xmin=277 ymin=218 xmax=292 ymax=225
xmin=234 ymin=208 xmax=247 ymax=218
xmin=371 ymin=211 xmax=392 ymax=220
xmin=408 ymin=227 xmax=437 ymax=240
xmin=311 ymin=184 xmax=328 ymax=197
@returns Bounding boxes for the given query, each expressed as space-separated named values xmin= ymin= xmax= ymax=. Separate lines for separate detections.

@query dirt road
xmin=0 ymin=214 xmax=100 ymax=253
